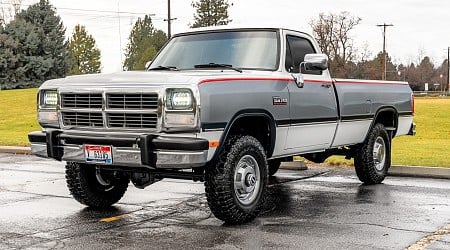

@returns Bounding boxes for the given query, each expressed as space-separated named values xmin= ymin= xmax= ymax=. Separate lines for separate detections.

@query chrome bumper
xmin=29 ymin=130 xmax=209 ymax=169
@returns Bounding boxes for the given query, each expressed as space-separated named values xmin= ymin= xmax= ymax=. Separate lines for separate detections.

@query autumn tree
xmin=123 ymin=15 xmax=167 ymax=71
xmin=68 ymin=24 xmax=101 ymax=75
xmin=309 ymin=11 xmax=361 ymax=78
xmin=190 ymin=0 xmax=232 ymax=28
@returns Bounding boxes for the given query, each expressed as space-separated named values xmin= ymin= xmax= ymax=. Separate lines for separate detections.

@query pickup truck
xmin=28 ymin=27 xmax=415 ymax=224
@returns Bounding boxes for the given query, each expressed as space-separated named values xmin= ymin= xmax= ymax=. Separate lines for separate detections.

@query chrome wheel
xmin=373 ymin=136 xmax=386 ymax=171
xmin=234 ymin=155 xmax=261 ymax=206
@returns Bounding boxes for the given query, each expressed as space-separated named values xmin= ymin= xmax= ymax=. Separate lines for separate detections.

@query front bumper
xmin=28 ymin=130 xmax=209 ymax=169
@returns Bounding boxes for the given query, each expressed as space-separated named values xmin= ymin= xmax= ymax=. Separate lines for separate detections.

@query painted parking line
xmin=406 ymin=224 xmax=450 ymax=250
xmin=99 ymin=216 xmax=124 ymax=223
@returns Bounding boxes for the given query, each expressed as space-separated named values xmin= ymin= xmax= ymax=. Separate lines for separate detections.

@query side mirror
xmin=145 ymin=61 xmax=152 ymax=70
xmin=303 ymin=54 xmax=328 ymax=71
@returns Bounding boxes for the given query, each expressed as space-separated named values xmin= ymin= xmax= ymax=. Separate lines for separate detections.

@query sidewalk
xmin=1 ymin=146 xmax=449 ymax=180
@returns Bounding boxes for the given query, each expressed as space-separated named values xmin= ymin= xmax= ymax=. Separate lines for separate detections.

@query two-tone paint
xmin=29 ymin=27 xmax=414 ymax=170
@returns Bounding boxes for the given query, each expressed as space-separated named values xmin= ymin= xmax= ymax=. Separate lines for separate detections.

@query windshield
xmin=149 ymin=30 xmax=279 ymax=71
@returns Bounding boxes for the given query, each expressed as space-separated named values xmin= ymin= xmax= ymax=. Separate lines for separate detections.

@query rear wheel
xmin=354 ymin=124 xmax=391 ymax=184
xmin=205 ymin=136 xmax=268 ymax=224
xmin=65 ymin=162 xmax=129 ymax=208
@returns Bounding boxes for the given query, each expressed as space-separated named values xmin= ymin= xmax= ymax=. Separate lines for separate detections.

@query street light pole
xmin=377 ymin=23 xmax=394 ymax=80
xmin=447 ymin=47 xmax=450 ymax=94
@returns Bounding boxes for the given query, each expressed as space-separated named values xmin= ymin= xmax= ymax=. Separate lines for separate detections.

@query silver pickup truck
xmin=29 ymin=27 xmax=415 ymax=224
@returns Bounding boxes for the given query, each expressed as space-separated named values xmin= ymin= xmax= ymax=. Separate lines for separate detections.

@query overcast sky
xmin=19 ymin=0 xmax=450 ymax=73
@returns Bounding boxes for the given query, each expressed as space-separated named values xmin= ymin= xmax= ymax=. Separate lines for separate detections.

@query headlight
xmin=40 ymin=90 xmax=58 ymax=108
xmin=164 ymin=88 xmax=196 ymax=129
xmin=166 ymin=89 xmax=193 ymax=110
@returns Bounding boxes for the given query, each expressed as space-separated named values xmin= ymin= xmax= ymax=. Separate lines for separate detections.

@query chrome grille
xmin=61 ymin=93 xmax=102 ymax=109
xmin=107 ymin=113 xmax=157 ymax=128
xmin=62 ymin=112 xmax=103 ymax=127
xmin=107 ymin=93 xmax=158 ymax=109
xmin=60 ymin=91 xmax=159 ymax=130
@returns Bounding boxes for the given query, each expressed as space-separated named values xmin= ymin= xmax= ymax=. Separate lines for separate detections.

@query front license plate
xmin=84 ymin=145 xmax=112 ymax=164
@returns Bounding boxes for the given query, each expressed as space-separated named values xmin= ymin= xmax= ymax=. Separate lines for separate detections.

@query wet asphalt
xmin=0 ymin=153 xmax=449 ymax=250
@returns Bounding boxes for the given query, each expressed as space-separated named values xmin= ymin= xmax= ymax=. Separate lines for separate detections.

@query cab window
xmin=285 ymin=35 xmax=320 ymax=74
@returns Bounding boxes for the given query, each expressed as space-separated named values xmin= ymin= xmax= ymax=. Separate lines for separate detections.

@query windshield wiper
xmin=194 ymin=63 xmax=243 ymax=73
xmin=148 ymin=65 xmax=178 ymax=71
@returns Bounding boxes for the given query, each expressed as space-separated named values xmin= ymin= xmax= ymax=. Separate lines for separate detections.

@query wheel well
xmin=227 ymin=115 xmax=274 ymax=157
xmin=373 ymin=108 xmax=398 ymax=136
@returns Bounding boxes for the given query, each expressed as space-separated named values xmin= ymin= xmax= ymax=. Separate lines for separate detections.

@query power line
xmin=0 ymin=2 xmax=155 ymax=16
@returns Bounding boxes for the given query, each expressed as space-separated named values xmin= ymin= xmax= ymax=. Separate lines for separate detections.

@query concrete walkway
xmin=1 ymin=146 xmax=449 ymax=179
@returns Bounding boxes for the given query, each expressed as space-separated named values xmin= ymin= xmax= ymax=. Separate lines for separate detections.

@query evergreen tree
xmin=0 ymin=0 xmax=69 ymax=89
xmin=0 ymin=18 xmax=39 ymax=89
xmin=68 ymin=24 xmax=101 ymax=75
xmin=190 ymin=0 xmax=232 ymax=28
xmin=15 ymin=0 xmax=70 ymax=81
xmin=123 ymin=15 xmax=167 ymax=71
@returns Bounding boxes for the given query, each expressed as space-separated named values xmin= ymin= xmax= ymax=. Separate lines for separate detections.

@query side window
xmin=285 ymin=35 xmax=320 ymax=74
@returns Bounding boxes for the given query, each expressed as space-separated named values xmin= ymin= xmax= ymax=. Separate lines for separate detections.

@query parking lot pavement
xmin=0 ymin=153 xmax=449 ymax=249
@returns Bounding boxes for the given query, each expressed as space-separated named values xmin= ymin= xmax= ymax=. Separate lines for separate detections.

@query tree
xmin=309 ymin=11 xmax=361 ymax=78
xmin=414 ymin=56 xmax=435 ymax=90
xmin=123 ymin=15 xmax=167 ymax=71
xmin=68 ymin=24 xmax=101 ymax=75
xmin=190 ymin=0 xmax=232 ymax=28
xmin=0 ymin=18 xmax=43 ymax=89
xmin=0 ymin=0 xmax=69 ymax=89
xmin=15 ymin=0 xmax=70 ymax=81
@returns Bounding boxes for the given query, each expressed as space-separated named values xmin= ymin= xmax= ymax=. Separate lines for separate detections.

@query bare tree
xmin=309 ymin=11 xmax=361 ymax=78
xmin=0 ymin=0 xmax=22 ymax=25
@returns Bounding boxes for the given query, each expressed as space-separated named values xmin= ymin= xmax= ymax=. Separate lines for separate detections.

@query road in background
xmin=0 ymin=154 xmax=449 ymax=249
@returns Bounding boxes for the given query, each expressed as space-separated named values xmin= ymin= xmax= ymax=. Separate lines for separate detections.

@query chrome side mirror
xmin=303 ymin=54 xmax=328 ymax=71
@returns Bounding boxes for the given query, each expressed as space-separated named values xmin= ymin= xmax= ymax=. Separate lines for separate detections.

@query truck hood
xmin=41 ymin=70 xmax=270 ymax=89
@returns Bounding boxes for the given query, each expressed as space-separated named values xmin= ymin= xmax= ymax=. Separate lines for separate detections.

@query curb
xmin=1 ymin=147 xmax=449 ymax=180
xmin=0 ymin=146 xmax=31 ymax=155
xmin=280 ymin=161 xmax=308 ymax=170
xmin=389 ymin=165 xmax=450 ymax=180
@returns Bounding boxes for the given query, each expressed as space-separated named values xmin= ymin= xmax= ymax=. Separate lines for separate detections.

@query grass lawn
xmin=0 ymin=89 xmax=449 ymax=167
xmin=325 ymin=98 xmax=450 ymax=168
xmin=0 ymin=88 xmax=40 ymax=146
xmin=391 ymin=98 xmax=450 ymax=167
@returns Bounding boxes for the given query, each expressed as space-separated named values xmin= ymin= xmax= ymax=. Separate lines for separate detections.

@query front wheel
xmin=354 ymin=124 xmax=391 ymax=184
xmin=65 ymin=162 xmax=130 ymax=208
xmin=205 ymin=136 xmax=268 ymax=224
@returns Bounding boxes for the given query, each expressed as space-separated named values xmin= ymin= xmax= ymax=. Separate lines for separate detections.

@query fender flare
xmin=210 ymin=109 xmax=277 ymax=162
xmin=365 ymin=106 xmax=399 ymax=141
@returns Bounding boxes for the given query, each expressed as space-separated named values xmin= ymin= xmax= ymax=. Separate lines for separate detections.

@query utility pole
xmin=118 ymin=2 xmax=123 ymax=70
xmin=377 ymin=23 xmax=394 ymax=80
xmin=164 ymin=0 xmax=177 ymax=39
xmin=447 ymin=47 xmax=449 ymax=94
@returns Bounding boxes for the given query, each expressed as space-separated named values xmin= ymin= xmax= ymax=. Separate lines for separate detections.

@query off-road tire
xmin=354 ymin=124 xmax=391 ymax=184
xmin=205 ymin=136 xmax=268 ymax=224
xmin=268 ymin=159 xmax=281 ymax=176
xmin=65 ymin=162 xmax=129 ymax=208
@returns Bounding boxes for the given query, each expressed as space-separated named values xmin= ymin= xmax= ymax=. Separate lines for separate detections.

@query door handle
xmin=321 ymin=83 xmax=331 ymax=88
